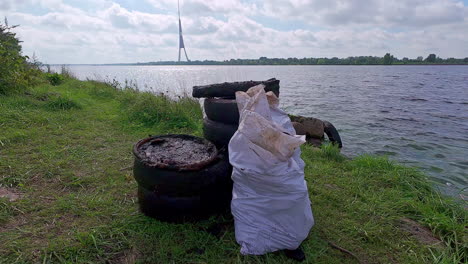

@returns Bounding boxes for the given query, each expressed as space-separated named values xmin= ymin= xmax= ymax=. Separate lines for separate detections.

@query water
xmin=58 ymin=65 xmax=468 ymax=199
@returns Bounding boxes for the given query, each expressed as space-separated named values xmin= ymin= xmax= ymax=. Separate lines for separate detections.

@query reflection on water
xmin=56 ymin=65 xmax=468 ymax=199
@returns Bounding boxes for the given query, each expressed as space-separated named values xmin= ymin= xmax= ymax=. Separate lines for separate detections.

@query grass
xmin=0 ymin=78 xmax=466 ymax=263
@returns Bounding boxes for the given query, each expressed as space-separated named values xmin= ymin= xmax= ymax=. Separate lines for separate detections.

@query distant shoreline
xmin=50 ymin=63 xmax=468 ymax=66
xmin=47 ymin=54 xmax=468 ymax=66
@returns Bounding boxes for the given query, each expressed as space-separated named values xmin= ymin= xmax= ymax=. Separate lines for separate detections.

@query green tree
xmin=425 ymin=54 xmax=436 ymax=63
xmin=0 ymin=18 xmax=29 ymax=94
xmin=383 ymin=53 xmax=394 ymax=65
xmin=317 ymin=58 xmax=326 ymax=65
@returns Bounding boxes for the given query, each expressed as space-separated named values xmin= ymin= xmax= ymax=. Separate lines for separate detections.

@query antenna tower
xmin=178 ymin=0 xmax=190 ymax=62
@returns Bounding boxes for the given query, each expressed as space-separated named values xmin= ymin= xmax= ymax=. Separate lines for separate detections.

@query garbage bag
xmin=229 ymin=84 xmax=315 ymax=255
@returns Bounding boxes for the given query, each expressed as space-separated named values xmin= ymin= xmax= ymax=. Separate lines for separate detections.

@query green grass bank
xmin=0 ymin=77 xmax=466 ymax=263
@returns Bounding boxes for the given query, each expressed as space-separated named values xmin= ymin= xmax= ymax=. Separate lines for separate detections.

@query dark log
xmin=192 ymin=78 xmax=280 ymax=98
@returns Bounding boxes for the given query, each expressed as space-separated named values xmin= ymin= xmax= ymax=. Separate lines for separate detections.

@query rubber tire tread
xmin=204 ymin=98 xmax=239 ymax=124
xmin=203 ymin=118 xmax=238 ymax=147
xmin=133 ymin=151 xmax=231 ymax=196
xmin=138 ymin=180 xmax=232 ymax=222
xmin=138 ymin=185 xmax=201 ymax=221
xmin=323 ymin=120 xmax=343 ymax=148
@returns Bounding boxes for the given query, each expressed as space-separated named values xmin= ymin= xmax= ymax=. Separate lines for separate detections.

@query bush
xmin=0 ymin=18 xmax=42 ymax=95
xmin=0 ymin=19 xmax=27 ymax=94
xmin=46 ymin=73 xmax=64 ymax=86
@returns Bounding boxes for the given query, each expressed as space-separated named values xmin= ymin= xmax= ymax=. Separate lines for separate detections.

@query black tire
xmin=138 ymin=186 xmax=202 ymax=221
xmin=137 ymin=172 xmax=233 ymax=222
xmin=323 ymin=120 xmax=343 ymax=148
xmin=133 ymin=149 xmax=232 ymax=196
xmin=204 ymin=98 xmax=239 ymax=124
xmin=203 ymin=118 xmax=238 ymax=147
xmin=193 ymin=78 xmax=280 ymax=98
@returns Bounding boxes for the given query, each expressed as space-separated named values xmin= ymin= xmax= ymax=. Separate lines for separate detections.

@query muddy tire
xmin=133 ymin=135 xmax=233 ymax=222
xmin=323 ymin=120 xmax=343 ymax=148
xmin=204 ymin=98 xmax=239 ymax=124
xmin=203 ymin=118 xmax=238 ymax=147
xmin=137 ymin=184 xmax=231 ymax=222
xmin=138 ymin=186 xmax=202 ymax=221
xmin=133 ymin=149 xmax=231 ymax=197
xmin=137 ymin=152 xmax=233 ymax=222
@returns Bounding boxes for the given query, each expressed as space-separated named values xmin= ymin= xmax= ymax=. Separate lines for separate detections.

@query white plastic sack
xmin=229 ymin=84 xmax=314 ymax=255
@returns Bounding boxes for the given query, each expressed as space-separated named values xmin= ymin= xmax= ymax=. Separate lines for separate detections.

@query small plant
xmin=46 ymin=73 xmax=64 ymax=86
xmin=45 ymin=95 xmax=81 ymax=110
xmin=105 ymin=77 xmax=121 ymax=90
xmin=319 ymin=142 xmax=345 ymax=162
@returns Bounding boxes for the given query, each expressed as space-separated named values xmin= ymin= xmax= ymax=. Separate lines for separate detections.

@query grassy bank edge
xmin=0 ymin=76 xmax=466 ymax=263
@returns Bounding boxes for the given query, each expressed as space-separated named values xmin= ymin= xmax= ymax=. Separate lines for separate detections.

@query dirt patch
xmin=0 ymin=187 xmax=22 ymax=202
xmin=135 ymin=135 xmax=217 ymax=170
xmin=398 ymin=218 xmax=443 ymax=247
xmin=109 ymin=247 xmax=141 ymax=264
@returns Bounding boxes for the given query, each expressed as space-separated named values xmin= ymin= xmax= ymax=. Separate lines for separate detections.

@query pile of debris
xmin=193 ymin=78 xmax=280 ymax=147
xmin=193 ymin=78 xmax=342 ymax=149
xmin=290 ymin=115 xmax=342 ymax=148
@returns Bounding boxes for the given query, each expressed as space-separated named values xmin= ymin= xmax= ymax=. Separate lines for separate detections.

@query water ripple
xmin=58 ymin=65 xmax=468 ymax=198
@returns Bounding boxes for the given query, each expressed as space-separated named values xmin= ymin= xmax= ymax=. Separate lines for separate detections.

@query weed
xmin=46 ymin=73 xmax=64 ymax=86
xmin=0 ymin=200 xmax=14 ymax=225
xmin=45 ymin=95 xmax=81 ymax=110
xmin=119 ymin=90 xmax=202 ymax=131
xmin=60 ymin=65 xmax=76 ymax=80
xmin=318 ymin=142 xmax=345 ymax=162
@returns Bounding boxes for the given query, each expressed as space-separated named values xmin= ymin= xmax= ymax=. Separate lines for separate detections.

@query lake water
xmin=58 ymin=65 xmax=468 ymax=199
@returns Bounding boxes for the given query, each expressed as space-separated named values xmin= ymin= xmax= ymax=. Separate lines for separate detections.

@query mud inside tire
xmin=134 ymin=144 xmax=232 ymax=196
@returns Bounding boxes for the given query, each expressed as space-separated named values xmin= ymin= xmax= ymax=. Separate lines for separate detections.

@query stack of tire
xmin=192 ymin=78 xmax=281 ymax=148
xmin=202 ymin=99 xmax=239 ymax=147
xmin=133 ymin=134 xmax=232 ymax=222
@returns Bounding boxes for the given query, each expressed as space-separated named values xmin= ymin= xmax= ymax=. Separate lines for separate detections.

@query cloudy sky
xmin=1 ymin=0 xmax=467 ymax=64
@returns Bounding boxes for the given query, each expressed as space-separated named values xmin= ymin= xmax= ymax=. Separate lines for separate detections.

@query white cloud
xmin=262 ymin=0 xmax=467 ymax=27
xmin=0 ymin=0 xmax=33 ymax=11
xmin=146 ymin=0 xmax=258 ymax=16
xmin=1 ymin=0 xmax=466 ymax=63
xmin=102 ymin=3 xmax=177 ymax=33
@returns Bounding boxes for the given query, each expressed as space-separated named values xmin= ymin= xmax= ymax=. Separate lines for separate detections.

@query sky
xmin=1 ymin=0 xmax=467 ymax=64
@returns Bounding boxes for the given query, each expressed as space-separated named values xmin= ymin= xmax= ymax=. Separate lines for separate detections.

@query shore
xmin=0 ymin=77 xmax=466 ymax=263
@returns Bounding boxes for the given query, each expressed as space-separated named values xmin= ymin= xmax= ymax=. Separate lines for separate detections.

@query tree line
xmin=135 ymin=53 xmax=468 ymax=66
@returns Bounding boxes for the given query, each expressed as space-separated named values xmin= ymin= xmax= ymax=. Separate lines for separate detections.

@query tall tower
xmin=178 ymin=0 xmax=190 ymax=62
